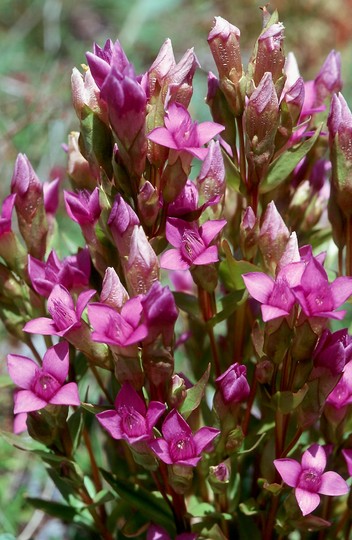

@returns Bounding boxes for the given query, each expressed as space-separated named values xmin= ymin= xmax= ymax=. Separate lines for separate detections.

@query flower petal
xmin=7 ymin=354 xmax=38 ymax=389
xmin=193 ymin=426 xmax=220 ymax=454
xmin=42 ymin=342 xmax=69 ymax=384
xmin=295 ymin=487 xmax=320 ymax=516
xmin=242 ymin=273 xmax=274 ymax=304
xmin=14 ymin=390 xmax=47 ymax=414
xmin=162 ymin=409 xmax=192 ymax=442
xmin=200 ymin=219 xmax=226 ymax=246
xmin=149 ymin=438 xmax=173 ymax=464
xmin=301 ymin=444 xmax=326 ymax=473
xmin=49 ymin=382 xmax=80 ymax=406
xmin=274 ymin=458 xmax=301 ymax=487
xmin=23 ymin=317 xmax=58 ymax=336
xmin=115 ymin=383 xmax=146 ymax=415
xmin=197 ymin=121 xmax=224 ymax=145
xmin=96 ymin=410 xmax=122 ymax=439
xmin=261 ymin=305 xmax=290 ymax=322
xmin=147 ymin=127 xmax=178 ymax=149
xmin=319 ymin=471 xmax=349 ymax=496
xmin=192 ymin=245 xmax=219 ymax=265
xmin=331 ymin=277 xmax=352 ymax=308
xmin=160 ymin=249 xmax=190 ymax=271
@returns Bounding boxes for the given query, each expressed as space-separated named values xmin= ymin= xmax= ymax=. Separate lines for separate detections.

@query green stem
xmin=197 ymin=287 xmax=221 ymax=377
xmin=236 ymin=116 xmax=247 ymax=191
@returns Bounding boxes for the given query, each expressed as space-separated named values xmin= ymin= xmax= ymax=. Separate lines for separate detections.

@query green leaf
xmin=0 ymin=429 xmax=46 ymax=452
xmin=260 ymin=124 xmax=323 ymax=193
xmin=26 ymin=497 xmax=77 ymax=521
xmin=68 ymin=408 xmax=84 ymax=453
xmin=222 ymin=150 xmax=241 ymax=193
xmin=100 ymin=469 xmax=175 ymax=532
xmin=187 ymin=495 xmax=215 ymax=517
xmin=80 ymin=105 xmax=113 ymax=176
xmin=207 ymin=290 xmax=245 ymax=327
xmin=179 ymin=364 xmax=210 ymax=419
xmin=80 ymin=402 xmax=110 ymax=415
xmin=272 ymin=384 xmax=308 ymax=414
xmin=219 ymin=240 xmax=260 ymax=291
xmin=173 ymin=292 xmax=200 ymax=319
xmin=239 ymin=498 xmax=259 ymax=516
xmin=86 ymin=489 xmax=115 ymax=509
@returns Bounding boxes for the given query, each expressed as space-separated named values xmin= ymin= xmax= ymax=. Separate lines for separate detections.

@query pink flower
xmin=161 ymin=217 xmax=226 ymax=271
xmin=342 ymin=449 xmax=352 ymax=477
xmin=326 ymin=360 xmax=352 ymax=409
xmin=274 ymin=444 xmax=348 ymax=516
xmin=243 ymin=262 xmax=305 ymax=322
xmin=96 ymin=383 xmax=165 ymax=445
xmin=147 ymin=103 xmax=224 ymax=161
xmin=216 ymin=363 xmax=250 ymax=404
xmin=7 ymin=342 xmax=80 ymax=414
xmin=149 ymin=409 xmax=219 ymax=467
xmin=64 ymin=188 xmax=101 ymax=226
xmin=88 ymin=296 xmax=148 ymax=347
xmin=292 ymin=256 xmax=352 ymax=320
xmin=23 ymin=284 xmax=96 ymax=337
xmin=28 ymin=249 xmax=91 ymax=298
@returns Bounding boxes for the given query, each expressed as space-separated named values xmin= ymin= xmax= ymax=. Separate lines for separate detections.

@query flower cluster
xmin=2 ymin=8 xmax=352 ymax=540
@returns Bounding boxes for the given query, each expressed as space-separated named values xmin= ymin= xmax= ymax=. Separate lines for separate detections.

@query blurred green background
xmin=1 ymin=0 xmax=352 ymax=538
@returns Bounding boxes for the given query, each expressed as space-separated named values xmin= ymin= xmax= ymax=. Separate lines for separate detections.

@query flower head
xmin=161 ymin=217 xmax=226 ymax=271
xmin=274 ymin=444 xmax=348 ymax=516
xmin=7 ymin=342 xmax=80 ymax=414
xmin=149 ymin=409 xmax=219 ymax=467
xmin=326 ymin=360 xmax=352 ymax=409
xmin=216 ymin=363 xmax=250 ymax=404
xmin=96 ymin=383 xmax=165 ymax=445
xmin=147 ymin=103 xmax=224 ymax=161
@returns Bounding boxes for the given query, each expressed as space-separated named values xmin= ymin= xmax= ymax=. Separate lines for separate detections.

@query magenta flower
xmin=7 ymin=342 xmax=80 ymax=414
xmin=88 ymin=296 xmax=148 ymax=347
xmin=96 ymin=382 xmax=165 ymax=445
xmin=292 ymin=256 xmax=352 ymax=320
xmin=28 ymin=248 xmax=91 ymax=298
xmin=147 ymin=524 xmax=197 ymax=540
xmin=161 ymin=217 xmax=226 ymax=271
xmin=0 ymin=194 xmax=16 ymax=236
xmin=243 ymin=262 xmax=305 ymax=322
xmin=43 ymin=178 xmax=60 ymax=216
xmin=23 ymin=284 xmax=96 ymax=337
xmin=274 ymin=444 xmax=349 ymax=516
xmin=147 ymin=103 xmax=224 ymax=161
xmin=313 ymin=328 xmax=352 ymax=376
xmin=215 ymin=363 xmax=250 ymax=404
xmin=149 ymin=409 xmax=219 ymax=467
xmin=326 ymin=360 xmax=352 ymax=409
xmin=141 ymin=282 xmax=178 ymax=346
xmin=86 ymin=39 xmax=128 ymax=90
xmin=342 ymin=449 xmax=352 ymax=477
xmin=64 ymin=188 xmax=101 ymax=226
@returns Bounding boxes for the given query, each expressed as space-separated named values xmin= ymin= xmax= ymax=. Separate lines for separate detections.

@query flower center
xmin=169 ymin=433 xmax=196 ymax=462
xmin=50 ymin=299 xmax=77 ymax=330
xmin=180 ymin=230 xmax=205 ymax=264
xmin=118 ymin=406 xmax=146 ymax=438
xmin=298 ymin=468 xmax=322 ymax=493
xmin=32 ymin=371 xmax=61 ymax=400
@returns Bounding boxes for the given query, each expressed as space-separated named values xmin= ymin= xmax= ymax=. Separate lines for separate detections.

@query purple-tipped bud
xmin=71 ymin=67 xmax=108 ymax=123
xmin=259 ymin=201 xmax=290 ymax=274
xmin=246 ymin=72 xmax=280 ymax=146
xmin=206 ymin=72 xmax=237 ymax=148
xmin=328 ymin=93 xmax=352 ymax=217
xmin=315 ymin=50 xmax=342 ymax=105
xmin=208 ymin=17 xmax=242 ymax=83
xmin=86 ymin=39 xmax=128 ymax=90
xmin=283 ymin=76 xmax=305 ymax=125
xmin=148 ymin=39 xmax=176 ymax=96
xmin=141 ymin=282 xmax=178 ymax=346
xmin=100 ymin=267 xmax=129 ymax=310
xmin=313 ymin=328 xmax=352 ymax=376
xmin=197 ymin=140 xmax=225 ymax=202
xmin=125 ymin=227 xmax=160 ymax=295
xmin=108 ymin=194 xmax=140 ymax=256
xmin=253 ymin=23 xmax=285 ymax=86
xmin=11 ymin=154 xmax=48 ymax=259
xmin=64 ymin=188 xmax=101 ymax=226
xmin=208 ymin=462 xmax=231 ymax=493
xmin=164 ymin=47 xmax=200 ymax=108
xmin=215 ymin=363 xmax=250 ymax=405
xmin=208 ymin=17 xmax=244 ymax=116
xmin=43 ymin=178 xmax=60 ymax=216
xmin=239 ymin=206 xmax=259 ymax=260
xmin=169 ymin=374 xmax=187 ymax=408
xmin=137 ymin=181 xmax=160 ymax=228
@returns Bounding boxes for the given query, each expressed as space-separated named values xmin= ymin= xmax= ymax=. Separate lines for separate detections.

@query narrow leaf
xmin=179 ymin=364 xmax=210 ymax=419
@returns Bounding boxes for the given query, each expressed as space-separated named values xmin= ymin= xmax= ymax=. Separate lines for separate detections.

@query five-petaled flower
xmin=274 ymin=444 xmax=348 ymax=516
xmin=161 ymin=217 xmax=226 ymax=271
xmin=149 ymin=409 xmax=219 ymax=466
xmin=96 ymin=382 xmax=165 ymax=445
xmin=7 ymin=342 xmax=80 ymax=414
xmin=147 ymin=102 xmax=224 ymax=161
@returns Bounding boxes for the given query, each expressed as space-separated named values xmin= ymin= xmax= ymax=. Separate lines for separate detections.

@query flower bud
xmin=67 ymin=132 xmax=97 ymax=189
xmin=206 ymin=72 xmax=237 ymax=150
xmin=239 ymin=206 xmax=259 ymax=260
xmin=71 ymin=67 xmax=108 ymax=123
xmin=258 ymin=201 xmax=290 ymax=275
xmin=208 ymin=17 xmax=244 ymax=116
xmin=216 ymin=363 xmax=250 ymax=405
xmin=253 ymin=23 xmax=285 ymax=86
xmin=125 ymin=227 xmax=160 ymax=295
xmin=168 ymin=374 xmax=187 ymax=408
xmin=315 ymin=50 xmax=342 ymax=105
xmin=108 ymin=194 xmax=140 ymax=256
xmin=137 ymin=181 xmax=160 ymax=228
xmin=197 ymin=140 xmax=225 ymax=216
xmin=11 ymin=154 xmax=48 ymax=260
xmin=208 ymin=461 xmax=231 ymax=494
xmin=100 ymin=267 xmax=129 ymax=309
